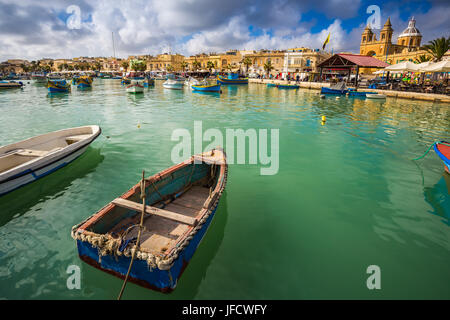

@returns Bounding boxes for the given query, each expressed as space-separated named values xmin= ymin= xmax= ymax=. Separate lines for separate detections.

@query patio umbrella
xmin=384 ymin=61 xmax=420 ymax=72
xmin=420 ymin=60 xmax=450 ymax=72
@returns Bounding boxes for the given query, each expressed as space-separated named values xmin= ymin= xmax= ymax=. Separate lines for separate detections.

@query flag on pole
xmin=322 ymin=33 xmax=330 ymax=50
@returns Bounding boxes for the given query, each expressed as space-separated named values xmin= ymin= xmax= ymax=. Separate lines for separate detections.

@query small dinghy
xmin=434 ymin=141 xmax=450 ymax=174
xmin=0 ymin=125 xmax=101 ymax=196
xmin=0 ymin=80 xmax=23 ymax=89
xmin=71 ymin=148 xmax=227 ymax=293
xmin=163 ymin=79 xmax=184 ymax=90
xmin=126 ymin=81 xmax=144 ymax=93
xmin=366 ymin=93 xmax=386 ymax=99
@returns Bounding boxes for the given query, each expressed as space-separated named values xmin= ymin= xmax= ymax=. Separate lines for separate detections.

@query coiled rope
xmin=412 ymin=141 xmax=450 ymax=161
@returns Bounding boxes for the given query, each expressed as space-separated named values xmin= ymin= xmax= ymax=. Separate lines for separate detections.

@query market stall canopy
xmin=419 ymin=60 xmax=450 ymax=72
xmin=384 ymin=61 xmax=420 ymax=72
xmin=317 ymin=53 xmax=390 ymax=69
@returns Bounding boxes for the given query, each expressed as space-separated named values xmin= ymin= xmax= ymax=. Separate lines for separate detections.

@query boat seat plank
xmin=164 ymin=203 xmax=199 ymax=218
xmin=169 ymin=224 xmax=190 ymax=237
xmin=65 ymin=134 xmax=91 ymax=143
xmin=172 ymin=188 xmax=209 ymax=210
xmin=15 ymin=147 xmax=62 ymax=157
xmin=112 ymin=197 xmax=197 ymax=226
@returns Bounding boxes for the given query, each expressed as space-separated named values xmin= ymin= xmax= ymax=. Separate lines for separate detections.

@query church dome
xmin=398 ymin=17 xmax=421 ymax=38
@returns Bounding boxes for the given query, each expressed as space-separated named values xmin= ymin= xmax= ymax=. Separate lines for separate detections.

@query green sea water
xmin=0 ymin=79 xmax=449 ymax=299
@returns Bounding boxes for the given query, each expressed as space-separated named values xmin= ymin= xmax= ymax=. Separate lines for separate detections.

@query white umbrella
xmin=384 ymin=61 xmax=420 ymax=72
xmin=420 ymin=60 xmax=450 ymax=72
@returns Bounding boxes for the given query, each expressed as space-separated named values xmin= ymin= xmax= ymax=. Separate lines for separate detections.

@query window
xmin=381 ymin=34 xmax=385 ymax=40
xmin=363 ymin=36 xmax=366 ymax=42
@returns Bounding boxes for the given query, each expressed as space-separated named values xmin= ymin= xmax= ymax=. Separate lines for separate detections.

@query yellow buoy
xmin=137 ymin=124 xmax=141 ymax=128
xmin=321 ymin=116 xmax=326 ymax=122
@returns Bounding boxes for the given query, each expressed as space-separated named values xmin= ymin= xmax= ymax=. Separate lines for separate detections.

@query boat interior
xmin=0 ymin=126 xmax=97 ymax=174
xmin=84 ymin=151 xmax=225 ymax=257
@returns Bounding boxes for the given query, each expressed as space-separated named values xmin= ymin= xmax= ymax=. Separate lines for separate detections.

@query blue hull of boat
xmin=76 ymin=199 xmax=221 ymax=292
xmin=321 ymin=87 xmax=347 ymax=95
xmin=77 ymin=83 xmax=91 ymax=89
xmin=434 ymin=142 xmax=450 ymax=173
xmin=347 ymin=91 xmax=372 ymax=97
xmin=48 ymin=87 xmax=69 ymax=93
xmin=278 ymin=85 xmax=299 ymax=89
xmin=192 ymin=84 xmax=221 ymax=92
xmin=217 ymin=76 xmax=248 ymax=85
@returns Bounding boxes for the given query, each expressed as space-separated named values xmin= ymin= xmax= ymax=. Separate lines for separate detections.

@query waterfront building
xmin=183 ymin=50 xmax=243 ymax=72
xmin=282 ymin=48 xmax=331 ymax=79
xmin=359 ymin=17 xmax=447 ymax=66
xmin=245 ymin=50 xmax=285 ymax=76
xmin=146 ymin=54 xmax=185 ymax=72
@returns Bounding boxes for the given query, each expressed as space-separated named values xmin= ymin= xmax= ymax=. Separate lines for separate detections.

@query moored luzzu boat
xmin=277 ymin=84 xmax=299 ymax=89
xmin=267 ymin=83 xmax=277 ymax=88
xmin=434 ymin=141 xmax=450 ymax=174
xmin=0 ymin=125 xmax=101 ymax=196
xmin=320 ymin=81 xmax=348 ymax=95
xmin=191 ymin=83 xmax=222 ymax=93
xmin=47 ymin=79 xmax=71 ymax=93
xmin=0 ymin=80 xmax=24 ymax=89
xmin=143 ymin=78 xmax=155 ymax=87
xmin=126 ymin=80 xmax=144 ymax=93
xmin=121 ymin=77 xmax=131 ymax=85
xmin=217 ymin=73 xmax=248 ymax=85
xmin=77 ymin=75 xmax=93 ymax=89
xmin=71 ymin=148 xmax=227 ymax=292
xmin=366 ymin=93 xmax=387 ymax=99
xmin=163 ymin=79 xmax=184 ymax=90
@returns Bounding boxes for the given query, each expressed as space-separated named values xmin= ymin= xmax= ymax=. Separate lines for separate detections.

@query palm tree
xmin=180 ymin=61 xmax=188 ymax=72
xmin=415 ymin=54 xmax=431 ymax=63
xmin=263 ymin=60 xmax=274 ymax=76
xmin=241 ymin=56 xmax=252 ymax=75
xmin=58 ymin=64 xmax=64 ymax=72
xmin=166 ymin=64 xmax=174 ymax=72
xmin=192 ymin=60 xmax=201 ymax=71
xmin=225 ymin=64 xmax=233 ymax=72
xmin=206 ymin=61 xmax=215 ymax=73
xmin=121 ymin=61 xmax=129 ymax=72
xmin=421 ymin=37 xmax=450 ymax=62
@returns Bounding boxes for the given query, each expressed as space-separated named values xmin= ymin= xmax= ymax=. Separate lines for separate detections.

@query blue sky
xmin=0 ymin=0 xmax=448 ymax=61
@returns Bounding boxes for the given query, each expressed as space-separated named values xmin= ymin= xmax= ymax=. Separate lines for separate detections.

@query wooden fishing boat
xmin=277 ymin=84 xmax=299 ymax=89
xmin=217 ymin=73 xmax=248 ymax=85
xmin=126 ymin=81 xmax=144 ymax=93
xmin=267 ymin=83 xmax=277 ymax=88
xmin=191 ymin=83 xmax=221 ymax=92
xmin=47 ymin=79 xmax=71 ymax=93
xmin=347 ymin=90 xmax=372 ymax=97
xmin=121 ymin=77 xmax=131 ymax=85
xmin=143 ymin=79 xmax=155 ymax=87
xmin=434 ymin=141 xmax=450 ymax=174
xmin=163 ymin=79 xmax=184 ymax=90
xmin=71 ymin=148 xmax=227 ymax=293
xmin=366 ymin=93 xmax=386 ymax=99
xmin=77 ymin=76 xmax=93 ymax=89
xmin=321 ymin=82 xmax=348 ymax=95
xmin=0 ymin=125 xmax=101 ymax=196
xmin=0 ymin=80 xmax=23 ymax=89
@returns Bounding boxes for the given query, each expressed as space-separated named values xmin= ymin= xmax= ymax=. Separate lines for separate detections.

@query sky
xmin=0 ymin=0 xmax=448 ymax=61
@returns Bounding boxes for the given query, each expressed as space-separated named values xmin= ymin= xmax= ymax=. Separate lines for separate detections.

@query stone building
xmin=282 ymin=48 xmax=331 ymax=77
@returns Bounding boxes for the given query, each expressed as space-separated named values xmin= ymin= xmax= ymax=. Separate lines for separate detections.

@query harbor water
xmin=0 ymin=79 xmax=449 ymax=299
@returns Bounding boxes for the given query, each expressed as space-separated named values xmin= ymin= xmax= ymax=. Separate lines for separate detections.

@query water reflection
xmin=424 ymin=173 xmax=450 ymax=226
xmin=0 ymin=147 xmax=104 ymax=227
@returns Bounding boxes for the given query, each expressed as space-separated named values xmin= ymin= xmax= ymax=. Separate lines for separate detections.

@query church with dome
xmin=359 ymin=17 xmax=431 ymax=64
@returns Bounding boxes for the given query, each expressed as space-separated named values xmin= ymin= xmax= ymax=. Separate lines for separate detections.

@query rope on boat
xmin=117 ymin=170 xmax=147 ymax=300
xmin=70 ymin=153 xmax=228 ymax=272
xmin=412 ymin=141 xmax=450 ymax=161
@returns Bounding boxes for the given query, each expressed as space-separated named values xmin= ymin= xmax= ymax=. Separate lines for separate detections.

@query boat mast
xmin=112 ymin=32 xmax=116 ymax=59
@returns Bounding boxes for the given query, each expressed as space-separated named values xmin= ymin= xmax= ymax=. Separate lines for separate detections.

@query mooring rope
xmin=117 ymin=170 xmax=147 ymax=300
xmin=412 ymin=141 xmax=450 ymax=161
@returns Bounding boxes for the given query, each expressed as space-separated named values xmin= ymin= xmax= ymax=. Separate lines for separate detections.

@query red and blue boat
xmin=71 ymin=148 xmax=227 ymax=293
xmin=434 ymin=141 xmax=450 ymax=174
xmin=217 ymin=73 xmax=248 ymax=85
xmin=47 ymin=79 xmax=70 ymax=93
xmin=77 ymin=76 xmax=93 ymax=89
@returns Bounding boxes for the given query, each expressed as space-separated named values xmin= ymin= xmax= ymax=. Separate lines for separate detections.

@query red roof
xmin=318 ymin=54 xmax=389 ymax=68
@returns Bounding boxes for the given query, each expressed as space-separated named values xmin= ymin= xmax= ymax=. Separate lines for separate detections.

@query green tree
xmin=241 ymin=56 xmax=252 ymax=75
xmin=415 ymin=54 xmax=431 ymax=63
xmin=121 ymin=61 xmax=129 ymax=72
xmin=166 ymin=64 xmax=174 ymax=72
xmin=58 ymin=64 xmax=64 ymax=71
xmin=181 ymin=61 xmax=188 ymax=72
xmin=421 ymin=37 xmax=450 ymax=62
xmin=206 ymin=61 xmax=215 ymax=73
xmin=67 ymin=65 xmax=74 ymax=71
xmin=192 ymin=60 xmax=201 ymax=71
xmin=263 ymin=60 xmax=274 ymax=76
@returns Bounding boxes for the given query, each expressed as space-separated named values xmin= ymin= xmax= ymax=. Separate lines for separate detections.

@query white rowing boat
xmin=366 ymin=93 xmax=387 ymax=99
xmin=0 ymin=125 xmax=101 ymax=196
